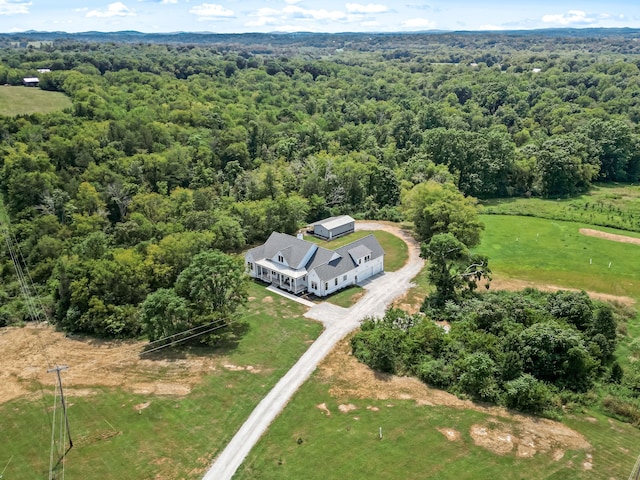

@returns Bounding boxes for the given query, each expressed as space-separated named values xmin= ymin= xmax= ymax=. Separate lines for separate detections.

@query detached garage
xmin=312 ymin=215 xmax=355 ymax=240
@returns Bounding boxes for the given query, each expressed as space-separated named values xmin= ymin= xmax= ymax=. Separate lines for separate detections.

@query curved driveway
xmin=203 ymin=222 xmax=424 ymax=480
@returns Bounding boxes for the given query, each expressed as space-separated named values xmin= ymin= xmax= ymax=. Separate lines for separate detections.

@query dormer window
xmin=278 ymin=255 xmax=284 ymax=263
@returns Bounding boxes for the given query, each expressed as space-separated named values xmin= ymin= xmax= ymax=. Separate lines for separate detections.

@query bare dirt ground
xmin=579 ymin=228 xmax=640 ymax=246
xmin=0 ymin=324 xmax=226 ymax=404
xmin=318 ymin=337 xmax=591 ymax=458
xmin=488 ymin=277 xmax=636 ymax=307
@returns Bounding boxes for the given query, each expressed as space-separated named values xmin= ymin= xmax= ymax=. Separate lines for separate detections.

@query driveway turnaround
xmin=203 ymin=223 xmax=423 ymax=480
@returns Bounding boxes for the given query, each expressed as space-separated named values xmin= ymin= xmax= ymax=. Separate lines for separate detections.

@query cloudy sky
xmin=1 ymin=0 xmax=640 ymax=34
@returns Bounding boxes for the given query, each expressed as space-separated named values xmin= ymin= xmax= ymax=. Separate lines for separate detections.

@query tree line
xmin=1 ymin=33 xmax=640 ymax=338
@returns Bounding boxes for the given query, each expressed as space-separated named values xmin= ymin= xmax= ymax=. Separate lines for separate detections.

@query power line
xmin=629 ymin=452 xmax=640 ymax=480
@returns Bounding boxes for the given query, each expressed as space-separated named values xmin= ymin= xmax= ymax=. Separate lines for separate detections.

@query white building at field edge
xmin=245 ymin=232 xmax=384 ymax=297
xmin=310 ymin=215 xmax=355 ymax=240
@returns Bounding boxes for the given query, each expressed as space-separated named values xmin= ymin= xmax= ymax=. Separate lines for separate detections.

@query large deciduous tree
xmin=174 ymin=250 xmax=249 ymax=344
xmin=403 ymin=181 xmax=484 ymax=247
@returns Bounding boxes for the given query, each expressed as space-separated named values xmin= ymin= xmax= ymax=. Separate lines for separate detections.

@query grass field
xmin=482 ymin=184 xmax=640 ymax=233
xmin=304 ymin=230 xmax=409 ymax=272
xmin=474 ymin=215 xmax=640 ymax=299
xmin=0 ymin=282 xmax=322 ymax=479
xmin=236 ymin=371 xmax=640 ymax=480
xmin=0 ymin=86 xmax=72 ymax=116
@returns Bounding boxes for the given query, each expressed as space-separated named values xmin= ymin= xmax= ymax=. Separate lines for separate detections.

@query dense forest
xmin=1 ymin=30 xmax=640 ymax=342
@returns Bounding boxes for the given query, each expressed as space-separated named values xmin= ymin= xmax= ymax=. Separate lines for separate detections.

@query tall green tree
xmin=403 ymin=181 xmax=484 ymax=247
xmin=174 ymin=250 xmax=248 ymax=345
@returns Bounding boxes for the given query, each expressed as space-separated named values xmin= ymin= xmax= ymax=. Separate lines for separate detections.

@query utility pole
xmin=48 ymin=365 xmax=73 ymax=480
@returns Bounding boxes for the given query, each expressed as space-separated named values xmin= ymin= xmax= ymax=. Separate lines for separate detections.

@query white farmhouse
xmin=245 ymin=232 xmax=384 ymax=297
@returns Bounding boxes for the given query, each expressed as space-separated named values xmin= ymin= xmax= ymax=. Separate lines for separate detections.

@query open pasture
xmin=0 ymin=282 xmax=322 ymax=480
xmin=0 ymin=86 xmax=72 ymax=116
xmin=474 ymin=215 xmax=640 ymax=299
xmin=236 ymin=339 xmax=640 ymax=480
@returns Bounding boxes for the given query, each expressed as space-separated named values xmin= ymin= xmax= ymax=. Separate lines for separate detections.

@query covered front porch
xmin=254 ymin=260 xmax=308 ymax=295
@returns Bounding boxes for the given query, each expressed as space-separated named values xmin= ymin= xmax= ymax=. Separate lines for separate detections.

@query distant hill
xmin=1 ymin=28 xmax=640 ymax=52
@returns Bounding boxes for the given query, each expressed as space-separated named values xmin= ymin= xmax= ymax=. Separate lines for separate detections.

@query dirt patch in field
xmin=316 ymin=402 xmax=331 ymax=416
xmin=338 ymin=403 xmax=357 ymax=413
xmin=579 ymin=228 xmax=640 ymax=246
xmin=0 ymin=324 xmax=250 ymax=405
xmin=319 ymin=337 xmax=591 ymax=456
xmin=488 ymin=277 xmax=636 ymax=307
xmin=134 ymin=401 xmax=151 ymax=411
xmin=437 ymin=427 xmax=461 ymax=441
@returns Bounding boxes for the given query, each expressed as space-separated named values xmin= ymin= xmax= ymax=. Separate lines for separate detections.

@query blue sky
xmin=1 ymin=0 xmax=640 ymax=34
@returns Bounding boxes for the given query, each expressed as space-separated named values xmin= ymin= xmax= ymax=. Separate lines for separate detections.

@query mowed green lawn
xmin=0 ymin=282 xmax=322 ymax=480
xmin=0 ymin=86 xmax=72 ymax=116
xmin=474 ymin=214 xmax=640 ymax=299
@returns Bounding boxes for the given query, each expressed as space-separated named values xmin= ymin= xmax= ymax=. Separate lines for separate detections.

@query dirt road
xmin=202 ymin=222 xmax=423 ymax=480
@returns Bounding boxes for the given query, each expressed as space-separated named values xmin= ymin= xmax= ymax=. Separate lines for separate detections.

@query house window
xmin=324 ymin=283 xmax=328 ymax=290
xmin=335 ymin=278 xmax=338 ymax=286
xmin=358 ymin=259 xmax=362 ymax=265
xmin=365 ymin=255 xmax=370 ymax=262
xmin=343 ymin=275 xmax=347 ymax=281
xmin=278 ymin=255 xmax=284 ymax=263
xmin=303 ymin=276 xmax=307 ymax=281
xmin=311 ymin=281 xmax=318 ymax=290
xmin=247 ymin=262 xmax=253 ymax=271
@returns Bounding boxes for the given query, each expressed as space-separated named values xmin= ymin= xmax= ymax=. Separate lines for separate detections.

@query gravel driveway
xmin=203 ymin=222 xmax=424 ymax=480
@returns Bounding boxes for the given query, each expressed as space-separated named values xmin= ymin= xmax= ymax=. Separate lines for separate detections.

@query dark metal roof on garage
xmin=312 ymin=234 xmax=384 ymax=281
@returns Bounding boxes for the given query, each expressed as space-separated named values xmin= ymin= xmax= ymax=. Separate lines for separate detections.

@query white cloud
xmin=542 ymin=10 xmax=591 ymax=25
xmin=346 ymin=3 xmax=388 ymax=14
xmin=189 ymin=3 xmax=234 ymax=18
xmin=0 ymin=0 xmax=31 ymax=15
xmin=161 ymin=0 xmax=177 ymax=4
xmin=253 ymin=7 xmax=280 ymax=17
xmin=86 ymin=2 xmax=135 ymax=18
xmin=246 ymin=2 xmax=391 ymax=30
xmin=245 ymin=15 xmax=277 ymax=27
xmin=402 ymin=17 xmax=436 ymax=29
xmin=283 ymin=5 xmax=347 ymax=21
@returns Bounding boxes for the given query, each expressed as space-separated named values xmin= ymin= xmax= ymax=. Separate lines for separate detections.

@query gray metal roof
xmin=247 ymin=232 xmax=319 ymax=270
xmin=347 ymin=244 xmax=372 ymax=262
xmin=247 ymin=232 xmax=384 ymax=283
xmin=312 ymin=215 xmax=355 ymax=231
xmin=312 ymin=235 xmax=384 ymax=282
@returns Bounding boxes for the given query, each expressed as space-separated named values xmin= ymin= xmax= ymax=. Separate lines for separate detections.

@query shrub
xmin=503 ymin=374 xmax=553 ymax=414
xmin=418 ymin=358 xmax=454 ymax=388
